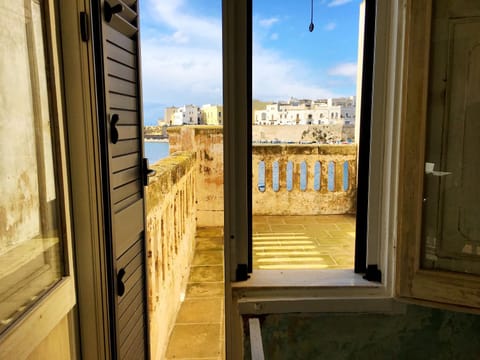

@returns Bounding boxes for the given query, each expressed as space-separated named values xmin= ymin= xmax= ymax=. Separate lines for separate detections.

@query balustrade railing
xmin=252 ymin=144 xmax=357 ymax=215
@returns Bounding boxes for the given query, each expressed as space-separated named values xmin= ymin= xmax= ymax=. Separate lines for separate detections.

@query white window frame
xmin=224 ymin=0 xmax=402 ymax=303
xmin=0 ymin=1 xmax=76 ymax=358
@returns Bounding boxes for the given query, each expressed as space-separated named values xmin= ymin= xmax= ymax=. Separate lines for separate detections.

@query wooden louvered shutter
xmin=94 ymin=0 xmax=149 ymax=358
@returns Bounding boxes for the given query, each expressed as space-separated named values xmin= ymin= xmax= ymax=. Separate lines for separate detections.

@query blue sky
xmin=140 ymin=0 xmax=361 ymax=125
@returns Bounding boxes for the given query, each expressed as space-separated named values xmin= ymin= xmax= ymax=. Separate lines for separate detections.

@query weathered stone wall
xmin=145 ymin=151 xmax=197 ymax=360
xmin=253 ymin=144 xmax=357 ymax=215
xmin=166 ymin=126 xmax=357 ymax=219
xmin=253 ymin=124 xmax=356 ymax=144
xmin=168 ymin=126 xmax=224 ymax=227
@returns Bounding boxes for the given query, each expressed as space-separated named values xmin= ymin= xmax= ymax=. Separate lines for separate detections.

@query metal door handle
xmin=110 ymin=114 xmax=119 ymax=144
xmin=143 ymin=158 xmax=156 ymax=186
xmin=117 ymin=268 xmax=126 ymax=296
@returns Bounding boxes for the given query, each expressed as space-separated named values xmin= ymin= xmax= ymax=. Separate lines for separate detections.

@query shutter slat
xmin=109 ymin=76 xmax=137 ymax=97
xmin=113 ymin=192 xmax=141 ymax=213
xmin=119 ymin=312 xmax=144 ymax=357
xmin=106 ymin=25 xmax=136 ymax=54
xmin=124 ymin=331 xmax=145 ymax=360
xmin=114 ymin=200 xmax=143 ymax=258
xmin=106 ymin=42 xmax=136 ymax=68
xmin=113 ymin=167 xmax=139 ymax=189
xmin=109 ymin=13 xmax=137 ymax=38
xmin=107 ymin=59 xmax=136 ymax=83
xmin=111 ymin=139 xmax=140 ymax=157
xmin=117 ymin=238 xmax=142 ymax=269
xmin=108 ymin=109 xmax=138 ymax=125
xmin=109 ymin=93 xmax=137 ymax=111
xmin=112 ymin=153 xmax=139 ymax=173
xmin=112 ymin=179 xmax=142 ymax=205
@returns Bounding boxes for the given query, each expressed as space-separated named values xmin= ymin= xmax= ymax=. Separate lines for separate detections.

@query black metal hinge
xmin=363 ymin=264 xmax=382 ymax=282
xmin=80 ymin=12 xmax=89 ymax=42
xmin=142 ymin=158 xmax=156 ymax=186
xmin=236 ymin=264 xmax=250 ymax=281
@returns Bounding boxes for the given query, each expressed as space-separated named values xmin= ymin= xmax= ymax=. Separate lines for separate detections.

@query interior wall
xmin=245 ymin=304 xmax=480 ymax=359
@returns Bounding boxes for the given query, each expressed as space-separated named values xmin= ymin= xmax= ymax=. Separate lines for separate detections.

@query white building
xmin=254 ymin=97 xmax=356 ymax=126
xmin=172 ymin=105 xmax=201 ymax=125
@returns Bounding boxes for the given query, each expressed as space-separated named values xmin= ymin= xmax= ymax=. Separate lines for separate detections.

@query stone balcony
xmin=145 ymin=126 xmax=357 ymax=359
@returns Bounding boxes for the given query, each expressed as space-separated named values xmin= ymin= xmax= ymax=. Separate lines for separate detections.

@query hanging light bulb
xmin=309 ymin=0 xmax=315 ymax=32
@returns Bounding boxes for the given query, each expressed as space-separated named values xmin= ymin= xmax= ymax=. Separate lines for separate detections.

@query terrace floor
xmin=165 ymin=215 xmax=355 ymax=359
xmin=253 ymin=214 xmax=356 ymax=270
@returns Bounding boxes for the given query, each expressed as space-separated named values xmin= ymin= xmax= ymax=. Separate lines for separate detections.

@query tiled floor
xmin=165 ymin=215 xmax=355 ymax=358
xmin=253 ymin=215 xmax=356 ymax=270
xmin=165 ymin=227 xmax=225 ymax=360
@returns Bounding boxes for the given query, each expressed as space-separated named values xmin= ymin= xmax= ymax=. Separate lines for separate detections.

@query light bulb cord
xmin=309 ymin=0 xmax=315 ymax=32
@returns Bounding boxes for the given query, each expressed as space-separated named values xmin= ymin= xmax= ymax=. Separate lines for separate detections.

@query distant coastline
xmin=144 ymin=137 xmax=169 ymax=143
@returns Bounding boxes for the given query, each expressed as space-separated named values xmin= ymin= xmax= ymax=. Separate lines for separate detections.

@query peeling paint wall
xmin=145 ymin=151 xmax=197 ymax=360
xmin=244 ymin=305 xmax=480 ymax=359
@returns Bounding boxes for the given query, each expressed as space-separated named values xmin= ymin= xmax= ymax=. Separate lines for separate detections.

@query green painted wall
xmin=245 ymin=304 xmax=480 ymax=359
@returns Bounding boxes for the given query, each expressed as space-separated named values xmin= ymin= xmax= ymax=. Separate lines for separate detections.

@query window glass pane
xmin=0 ymin=0 xmax=64 ymax=334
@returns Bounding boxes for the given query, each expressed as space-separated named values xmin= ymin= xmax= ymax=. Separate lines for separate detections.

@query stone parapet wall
xmin=145 ymin=151 xmax=197 ymax=360
xmin=253 ymin=124 xmax=355 ymax=143
xmin=168 ymin=126 xmax=224 ymax=227
xmin=253 ymin=144 xmax=357 ymax=215
xmin=165 ymin=126 xmax=357 ymax=219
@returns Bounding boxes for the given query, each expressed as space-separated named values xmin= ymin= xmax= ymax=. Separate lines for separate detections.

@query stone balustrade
xmin=253 ymin=144 xmax=357 ymax=215
xmin=166 ymin=126 xmax=357 ymax=219
xmin=145 ymin=151 xmax=197 ymax=359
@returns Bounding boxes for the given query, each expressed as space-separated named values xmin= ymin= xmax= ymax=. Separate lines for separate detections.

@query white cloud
xmin=324 ymin=22 xmax=336 ymax=31
xmin=258 ymin=17 xmax=280 ymax=28
xmin=328 ymin=0 xmax=353 ymax=7
xmin=253 ymin=45 xmax=336 ymax=101
xmin=147 ymin=0 xmax=221 ymax=45
xmin=328 ymin=62 xmax=357 ymax=79
xmin=140 ymin=0 xmax=339 ymax=122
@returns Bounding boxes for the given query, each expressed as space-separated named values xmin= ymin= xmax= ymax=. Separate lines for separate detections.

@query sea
xmin=144 ymin=141 xmax=170 ymax=164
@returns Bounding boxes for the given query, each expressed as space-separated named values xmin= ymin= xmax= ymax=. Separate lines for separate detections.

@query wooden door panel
xmin=422 ymin=4 xmax=480 ymax=275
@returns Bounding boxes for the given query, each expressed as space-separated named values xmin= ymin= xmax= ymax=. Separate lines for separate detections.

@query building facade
xmin=201 ymin=104 xmax=223 ymax=125
xmin=172 ymin=105 xmax=201 ymax=125
xmin=254 ymin=97 xmax=356 ymax=126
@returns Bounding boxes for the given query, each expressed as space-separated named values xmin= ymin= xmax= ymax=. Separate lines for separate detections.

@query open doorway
xmin=251 ymin=0 xmax=371 ymax=272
